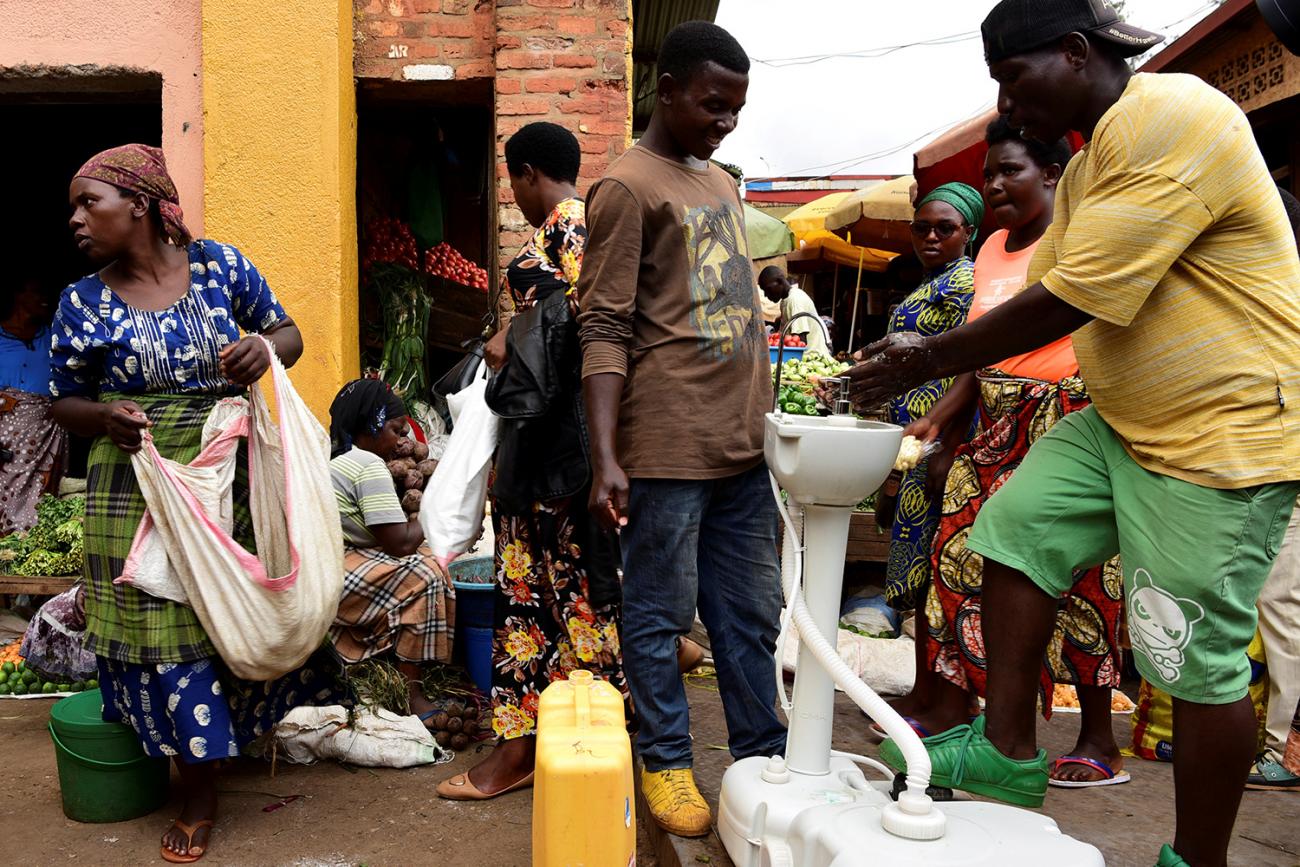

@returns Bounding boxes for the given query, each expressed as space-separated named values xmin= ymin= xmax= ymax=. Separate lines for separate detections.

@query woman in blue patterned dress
xmin=875 ymin=183 xmax=983 ymax=615
xmin=50 ymin=145 xmax=342 ymax=864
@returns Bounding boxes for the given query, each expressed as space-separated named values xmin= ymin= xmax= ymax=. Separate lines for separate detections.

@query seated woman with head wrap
xmin=328 ymin=378 xmax=455 ymax=724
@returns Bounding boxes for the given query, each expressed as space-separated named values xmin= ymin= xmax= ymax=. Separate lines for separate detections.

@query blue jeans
xmin=621 ymin=462 xmax=787 ymax=771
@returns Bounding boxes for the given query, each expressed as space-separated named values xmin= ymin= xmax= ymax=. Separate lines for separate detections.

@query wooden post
xmin=847 ymin=246 xmax=866 ymax=355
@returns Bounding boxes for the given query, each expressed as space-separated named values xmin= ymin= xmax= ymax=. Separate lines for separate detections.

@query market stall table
xmin=0 ymin=574 xmax=76 ymax=604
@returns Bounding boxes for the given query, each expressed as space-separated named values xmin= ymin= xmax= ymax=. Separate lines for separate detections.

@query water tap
xmin=772 ymin=312 xmax=835 ymax=414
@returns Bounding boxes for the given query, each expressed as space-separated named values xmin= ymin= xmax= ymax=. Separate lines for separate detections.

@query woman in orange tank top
xmin=880 ymin=118 xmax=1129 ymax=789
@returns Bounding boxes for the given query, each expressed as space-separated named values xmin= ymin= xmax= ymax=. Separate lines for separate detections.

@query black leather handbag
xmin=484 ymin=288 xmax=574 ymax=419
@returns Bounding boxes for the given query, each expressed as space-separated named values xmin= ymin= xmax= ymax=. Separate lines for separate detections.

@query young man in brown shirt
xmin=578 ymin=21 xmax=786 ymax=837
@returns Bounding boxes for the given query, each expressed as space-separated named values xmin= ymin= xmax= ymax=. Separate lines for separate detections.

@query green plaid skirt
xmin=84 ymin=393 xmax=254 ymax=664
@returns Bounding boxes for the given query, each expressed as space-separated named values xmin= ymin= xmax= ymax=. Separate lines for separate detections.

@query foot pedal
xmin=890 ymin=772 xmax=956 ymax=801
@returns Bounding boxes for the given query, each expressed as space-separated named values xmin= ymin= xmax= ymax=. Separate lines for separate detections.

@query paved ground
xmin=2 ymin=670 xmax=1298 ymax=866
xmin=671 ymin=671 xmax=1300 ymax=867
xmin=0 ymin=696 xmax=653 ymax=866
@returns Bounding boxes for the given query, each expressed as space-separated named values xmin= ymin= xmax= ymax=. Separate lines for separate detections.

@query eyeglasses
xmin=909 ymin=220 xmax=966 ymax=240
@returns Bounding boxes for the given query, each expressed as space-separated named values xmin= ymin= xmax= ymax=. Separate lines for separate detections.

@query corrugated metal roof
xmin=631 ymin=0 xmax=721 ymax=131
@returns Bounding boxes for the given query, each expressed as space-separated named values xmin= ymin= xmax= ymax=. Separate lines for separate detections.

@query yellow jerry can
xmin=532 ymin=670 xmax=635 ymax=867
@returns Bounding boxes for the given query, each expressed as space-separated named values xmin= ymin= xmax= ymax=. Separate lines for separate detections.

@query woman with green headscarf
xmin=873 ymin=181 xmax=983 ymax=615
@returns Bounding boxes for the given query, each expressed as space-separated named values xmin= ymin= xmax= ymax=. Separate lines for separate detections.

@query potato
xmin=386 ymin=459 xmax=408 ymax=480
xmin=412 ymin=441 xmax=430 ymax=462
xmin=403 ymin=470 xmax=424 ymax=491
xmin=463 ymin=705 xmax=480 ymax=722
xmin=446 ymin=701 xmax=465 ymax=717
xmin=462 ymin=720 xmax=479 ymax=737
xmin=417 ymin=459 xmax=437 ymax=478
xmin=393 ymin=438 xmax=416 ymax=458
xmin=429 ymin=711 xmax=450 ymax=731
xmin=434 ymin=730 xmax=451 ymax=747
xmin=450 ymin=733 xmax=470 ymax=751
xmin=446 ymin=716 xmax=463 ymax=733
xmin=401 ymin=489 xmax=423 ymax=513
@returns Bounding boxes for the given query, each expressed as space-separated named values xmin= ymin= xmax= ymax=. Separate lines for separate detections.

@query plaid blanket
xmin=84 ymin=393 xmax=254 ymax=663
xmin=330 ymin=544 xmax=456 ymax=665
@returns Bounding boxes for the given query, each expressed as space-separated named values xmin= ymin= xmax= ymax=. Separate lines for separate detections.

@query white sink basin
xmin=764 ymin=412 xmax=903 ymax=507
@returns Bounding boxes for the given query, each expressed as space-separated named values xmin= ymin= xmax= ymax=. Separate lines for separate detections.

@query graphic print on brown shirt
xmin=579 ymin=146 xmax=771 ymax=480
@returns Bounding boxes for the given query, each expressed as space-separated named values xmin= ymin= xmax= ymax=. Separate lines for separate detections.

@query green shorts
xmin=967 ymin=406 xmax=1298 ymax=704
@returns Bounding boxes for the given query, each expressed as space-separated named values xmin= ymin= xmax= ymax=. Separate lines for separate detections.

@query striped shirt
xmin=1030 ymin=73 xmax=1300 ymax=489
xmin=330 ymin=447 xmax=406 ymax=548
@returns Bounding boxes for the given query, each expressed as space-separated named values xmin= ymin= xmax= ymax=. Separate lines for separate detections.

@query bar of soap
xmin=894 ymin=435 xmax=924 ymax=472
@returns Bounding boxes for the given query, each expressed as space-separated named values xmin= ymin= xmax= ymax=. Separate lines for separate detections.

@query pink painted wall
xmin=0 ymin=0 xmax=204 ymax=233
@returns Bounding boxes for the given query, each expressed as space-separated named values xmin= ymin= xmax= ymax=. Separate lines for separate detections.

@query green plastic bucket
xmin=48 ymin=689 xmax=170 ymax=823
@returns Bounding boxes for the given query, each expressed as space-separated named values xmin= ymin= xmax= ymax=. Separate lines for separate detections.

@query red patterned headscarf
xmin=75 ymin=144 xmax=193 ymax=247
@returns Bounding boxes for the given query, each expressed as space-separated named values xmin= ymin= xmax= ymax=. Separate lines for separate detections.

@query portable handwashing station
xmin=716 ymin=315 xmax=1103 ymax=867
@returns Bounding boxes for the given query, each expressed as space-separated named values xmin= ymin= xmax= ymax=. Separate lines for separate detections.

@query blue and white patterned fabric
xmin=97 ymin=650 xmax=346 ymax=763
xmin=49 ymin=239 xmax=286 ymax=399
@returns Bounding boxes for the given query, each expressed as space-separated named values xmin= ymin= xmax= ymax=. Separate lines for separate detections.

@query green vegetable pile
xmin=773 ymin=351 xmax=851 ymax=416
xmin=773 ymin=351 xmax=850 ymax=391
xmin=0 ymin=660 xmax=98 ymax=697
xmin=777 ymin=384 xmax=818 ymax=416
xmin=371 ymin=262 xmax=434 ymax=399
xmin=0 ymin=494 xmax=85 ymax=577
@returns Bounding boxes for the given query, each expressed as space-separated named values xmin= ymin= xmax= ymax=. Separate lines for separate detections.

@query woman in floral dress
xmin=437 ymin=123 xmax=626 ymax=801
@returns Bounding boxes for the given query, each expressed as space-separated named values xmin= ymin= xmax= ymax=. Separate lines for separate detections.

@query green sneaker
xmin=878 ymin=715 xmax=1049 ymax=807
xmin=1155 ymin=844 xmax=1188 ymax=866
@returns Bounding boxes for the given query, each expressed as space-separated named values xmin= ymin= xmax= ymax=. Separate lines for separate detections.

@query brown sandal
xmin=436 ymin=770 xmax=534 ymax=801
xmin=160 ymin=818 xmax=214 ymax=864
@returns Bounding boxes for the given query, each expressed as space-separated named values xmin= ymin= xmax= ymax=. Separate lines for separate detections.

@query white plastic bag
xmin=779 ymin=624 xmax=916 ymax=697
xmin=117 ymin=339 xmax=345 ymax=681
xmin=268 ymin=705 xmax=448 ymax=768
xmin=419 ymin=368 xmax=498 ymax=568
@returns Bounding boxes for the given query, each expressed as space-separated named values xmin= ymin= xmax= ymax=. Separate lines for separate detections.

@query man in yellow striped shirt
xmin=850 ymin=2 xmax=1300 ymax=864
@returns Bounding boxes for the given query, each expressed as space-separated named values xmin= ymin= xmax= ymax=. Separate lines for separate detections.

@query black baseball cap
xmin=982 ymin=0 xmax=1164 ymax=63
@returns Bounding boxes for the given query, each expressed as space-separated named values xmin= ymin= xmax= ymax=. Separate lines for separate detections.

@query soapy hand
xmin=846 ymin=332 xmax=938 ymax=413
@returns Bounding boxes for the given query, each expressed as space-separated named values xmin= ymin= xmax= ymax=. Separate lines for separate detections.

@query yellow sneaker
xmin=640 ymin=767 xmax=712 ymax=837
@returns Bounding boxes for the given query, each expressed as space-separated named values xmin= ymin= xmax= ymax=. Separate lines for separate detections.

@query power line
xmin=760 ymin=2 xmax=1219 ymax=177
xmin=775 ymin=102 xmax=995 ymax=177
xmin=748 ymin=2 xmax=1217 ymax=70
xmin=751 ymin=31 xmax=980 ymax=67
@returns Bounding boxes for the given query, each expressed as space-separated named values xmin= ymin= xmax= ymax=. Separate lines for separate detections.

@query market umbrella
xmin=823 ymin=175 xmax=917 ymax=255
xmin=783 ymin=191 xmax=854 ymax=243
xmin=744 ymin=203 xmax=795 ymax=259
xmin=786 ymin=230 xmax=898 ymax=355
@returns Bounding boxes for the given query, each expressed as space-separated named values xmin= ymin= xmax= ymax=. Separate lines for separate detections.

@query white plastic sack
xmin=116 ymin=339 xmax=345 ymax=681
xmin=419 ymin=368 xmax=498 ymax=569
xmin=779 ymin=624 xmax=916 ymax=697
xmin=269 ymin=705 xmax=448 ymax=768
xmin=118 ymin=398 xmax=248 ymax=605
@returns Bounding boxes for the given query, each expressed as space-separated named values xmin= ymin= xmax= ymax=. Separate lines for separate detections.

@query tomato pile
xmin=424 ymin=242 xmax=490 ymax=290
xmin=363 ymin=218 xmax=490 ymax=292
xmin=767 ymin=333 xmax=806 ymax=348
xmin=363 ymin=217 xmax=420 ymax=272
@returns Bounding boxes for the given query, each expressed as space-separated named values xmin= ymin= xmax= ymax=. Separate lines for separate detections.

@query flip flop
xmin=1245 ymin=756 xmax=1300 ymax=790
xmin=1047 ymin=755 xmax=1131 ymax=788
xmin=160 ymin=818 xmax=214 ymax=864
xmin=867 ymin=715 xmax=931 ymax=743
xmin=435 ymin=770 xmax=535 ymax=801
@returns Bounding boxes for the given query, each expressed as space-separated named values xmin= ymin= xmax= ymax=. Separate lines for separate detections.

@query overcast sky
xmin=712 ymin=0 xmax=1222 ymax=179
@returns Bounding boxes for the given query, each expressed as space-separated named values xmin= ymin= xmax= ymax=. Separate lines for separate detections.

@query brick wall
xmin=353 ymin=0 xmax=632 ymax=269
xmin=354 ymin=0 xmax=495 ymax=81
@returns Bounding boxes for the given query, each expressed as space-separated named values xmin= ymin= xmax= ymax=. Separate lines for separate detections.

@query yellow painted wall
xmin=200 ymin=0 xmax=358 ymax=421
